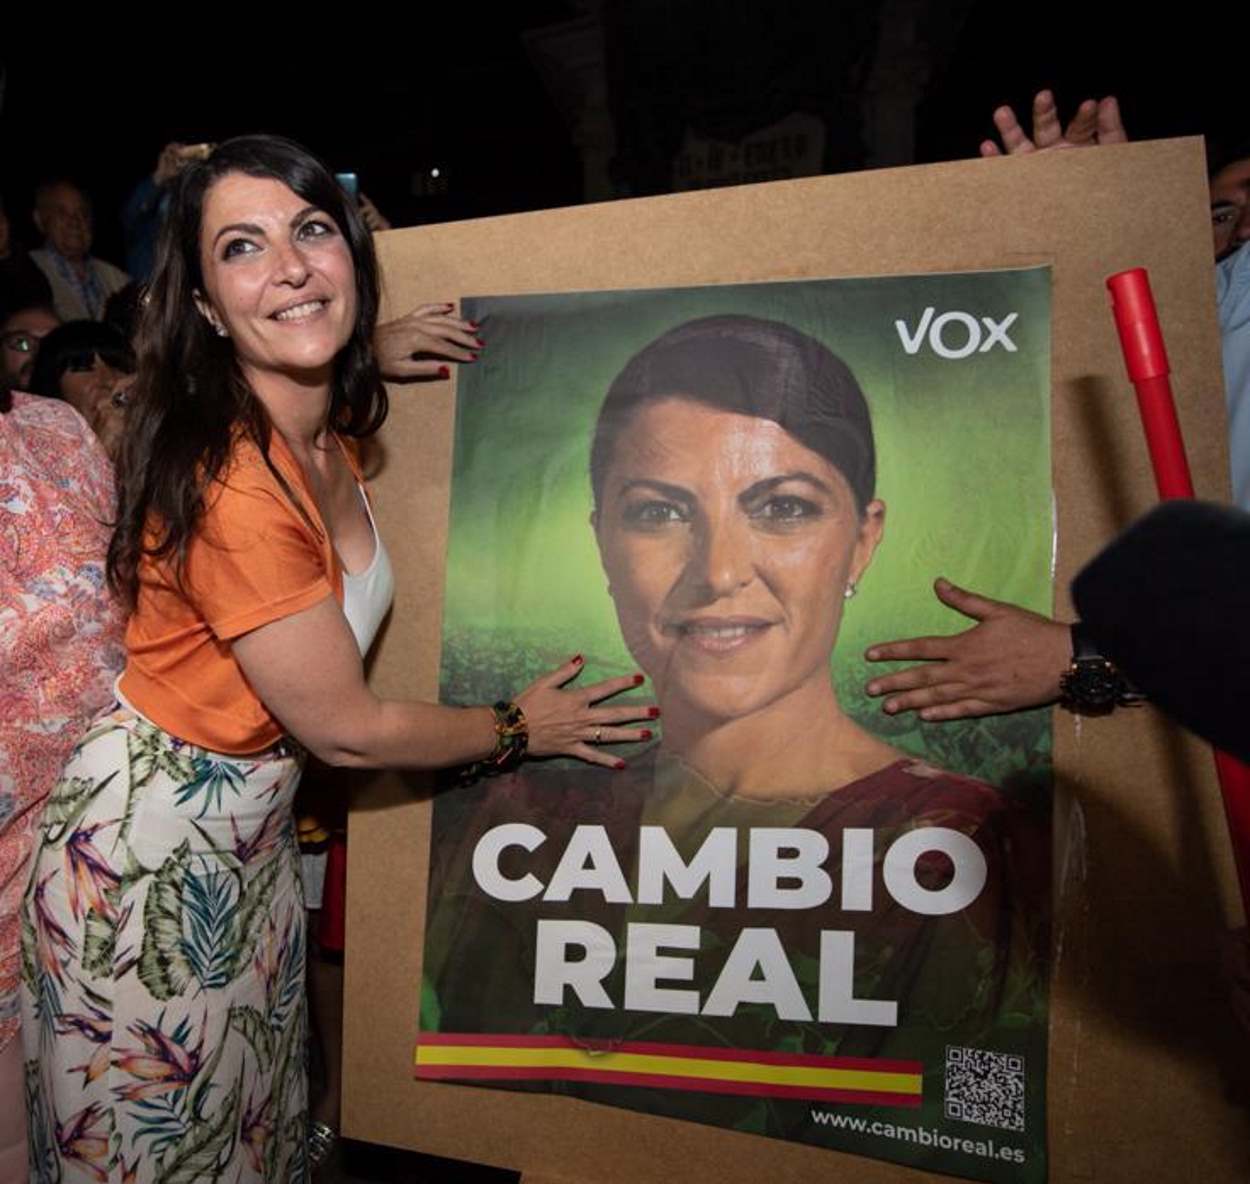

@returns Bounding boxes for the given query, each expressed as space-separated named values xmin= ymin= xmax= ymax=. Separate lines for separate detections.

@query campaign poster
xmin=417 ymin=269 xmax=1052 ymax=1184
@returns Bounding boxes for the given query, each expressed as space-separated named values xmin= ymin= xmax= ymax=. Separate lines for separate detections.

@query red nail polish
xmin=475 ymin=338 xmax=486 ymax=348
xmin=572 ymin=654 xmax=584 ymax=664
xmin=640 ymin=729 xmax=653 ymax=741
xmin=438 ymin=365 xmax=450 ymax=378
xmin=468 ymin=320 xmax=480 ymax=329
xmin=647 ymin=707 xmax=661 ymax=719
xmin=614 ymin=760 xmax=627 ymax=771
xmin=632 ymin=674 xmax=644 ymax=686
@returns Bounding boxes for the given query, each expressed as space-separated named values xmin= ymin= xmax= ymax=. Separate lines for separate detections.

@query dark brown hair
xmin=108 ymin=135 xmax=387 ymax=606
xmin=590 ymin=314 xmax=876 ymax=514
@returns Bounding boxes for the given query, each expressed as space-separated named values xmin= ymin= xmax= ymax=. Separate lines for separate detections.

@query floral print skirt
xmin=20 ymin=705 xmax=308 ymax=1183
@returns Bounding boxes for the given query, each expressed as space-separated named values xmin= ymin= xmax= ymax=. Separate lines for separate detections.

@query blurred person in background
xmin=1210 ymin=139 xmax=1250 ymax=264
xmin=0 ymin=303 xmax=60 ymax=395
xmin=28 ymin=320 xmax=134 ymax=461
xmin=30 ymin=180 xmax=129 ymax=321
xmin=123 ymin=142 xmax=214 ymax=282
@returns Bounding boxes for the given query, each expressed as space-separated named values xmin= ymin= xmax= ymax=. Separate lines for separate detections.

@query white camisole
xmin=340 ymin=486 xmax=394 ymax=656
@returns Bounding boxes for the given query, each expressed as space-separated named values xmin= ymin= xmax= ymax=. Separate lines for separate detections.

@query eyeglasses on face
xmin=1 ymin=332 xmax=39 ymax=353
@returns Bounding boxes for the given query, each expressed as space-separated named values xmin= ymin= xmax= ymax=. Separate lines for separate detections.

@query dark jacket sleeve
xmin=1072 ymin=500 xmax=1250 ymax=761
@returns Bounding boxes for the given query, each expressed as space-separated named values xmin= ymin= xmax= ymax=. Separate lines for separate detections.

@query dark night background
xmin=0 ymin=4 xmax=1232 ymax=1180
xmin=0 ymin=2 xmax=1233 ymax=271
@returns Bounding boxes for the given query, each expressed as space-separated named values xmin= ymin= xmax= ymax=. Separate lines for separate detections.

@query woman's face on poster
xmin=594 ymin=396 xmax=884 ymax=723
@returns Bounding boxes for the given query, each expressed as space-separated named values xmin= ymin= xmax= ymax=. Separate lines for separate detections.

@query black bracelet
xmin=458 ymin=700 xmax=528 ymax=784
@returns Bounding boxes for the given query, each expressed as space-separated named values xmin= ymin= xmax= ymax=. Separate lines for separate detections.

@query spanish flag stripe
xmin=415 ymin=1031 xmax=922 ymax=1076
xmin=414 ymin=1042 xmax=921 ymax=1096
xmin=414 ymin=1062 xmax=920 ymax=1107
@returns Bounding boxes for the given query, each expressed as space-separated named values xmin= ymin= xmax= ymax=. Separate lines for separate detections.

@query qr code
xmin=943 ymin=1046 xmax=1025 ymax=1132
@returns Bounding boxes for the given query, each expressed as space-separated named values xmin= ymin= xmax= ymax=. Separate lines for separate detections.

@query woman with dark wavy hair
xmin=27 ymin=319 xmax=134 ymax=459
xmin=19 ymin=135 xmax=650 ymax=1183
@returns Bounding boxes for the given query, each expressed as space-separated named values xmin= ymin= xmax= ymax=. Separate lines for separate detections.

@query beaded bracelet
xmin=486 ymin=700 xmax=528 ymax=769
xmin=459 ymin=700 xmax=528 ymax=784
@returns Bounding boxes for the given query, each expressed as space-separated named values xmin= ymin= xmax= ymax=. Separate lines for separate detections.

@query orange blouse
xmin=120 ymin=430 xmax=364 ymax=754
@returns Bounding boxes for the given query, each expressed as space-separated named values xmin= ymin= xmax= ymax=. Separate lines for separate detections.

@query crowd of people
xmin=0 ymin=89 xmax=1246 ymax=1183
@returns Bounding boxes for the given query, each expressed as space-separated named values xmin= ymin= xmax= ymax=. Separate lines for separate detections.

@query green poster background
xmin=424 ymin=269 xmax=1052 ymax=1184
xmin=442 ymin=269 xmax=1052 ymax=789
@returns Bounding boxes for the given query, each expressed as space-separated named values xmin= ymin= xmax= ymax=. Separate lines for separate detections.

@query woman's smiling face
xmin=195 ymin=172 xmax=356 ymax=382
xmin=594 ymin=396 xmax=884 ymax=724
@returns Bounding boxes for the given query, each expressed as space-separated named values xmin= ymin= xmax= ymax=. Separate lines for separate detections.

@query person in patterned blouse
xmin=0 ymin=392 xmax=126 ymax=1182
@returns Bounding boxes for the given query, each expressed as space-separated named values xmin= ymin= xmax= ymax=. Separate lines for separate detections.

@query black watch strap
xmin=1070 ymin=621 xmax=1103 ymax=664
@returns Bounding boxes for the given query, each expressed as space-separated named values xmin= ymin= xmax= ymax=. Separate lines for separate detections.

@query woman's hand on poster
xmin=374 ymin=303 xmax=482 ymax=380
xmin=863 ymin=578 xmax=1070 ymax=720
xmin=515 ymin=656 xmax=658 ymax=769
xmin=979 ymin=90 xmax=1128 ymax=157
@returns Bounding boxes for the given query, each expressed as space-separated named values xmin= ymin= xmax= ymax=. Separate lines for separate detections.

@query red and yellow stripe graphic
xmin=414 ymin=1033 xmax=923 ymax=1107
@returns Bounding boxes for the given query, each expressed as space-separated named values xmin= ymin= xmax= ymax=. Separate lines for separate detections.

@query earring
xmin=214 ymin=325 xmax=228 ymax=338
xmin=844 ymin=581 xmax=858 ymax=600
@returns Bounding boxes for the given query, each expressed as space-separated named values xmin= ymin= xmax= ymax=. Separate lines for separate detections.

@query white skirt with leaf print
xmin=20 ymin=704 xmax=309 ymax=1183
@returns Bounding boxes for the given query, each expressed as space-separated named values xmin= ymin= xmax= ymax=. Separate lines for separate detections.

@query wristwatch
xmin=1058 ymin=622 xmax=1142 ymax=714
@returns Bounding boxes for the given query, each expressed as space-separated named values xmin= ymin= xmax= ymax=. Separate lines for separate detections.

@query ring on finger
xmin=594 ymin=727 xmax=603 ymax=744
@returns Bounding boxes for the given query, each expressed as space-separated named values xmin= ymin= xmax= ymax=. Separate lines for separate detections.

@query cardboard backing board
xmin=343 ymin=139 xmax=1248 ymax=1182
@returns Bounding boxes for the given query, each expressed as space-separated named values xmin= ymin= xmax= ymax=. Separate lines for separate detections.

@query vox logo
xmin=894 ymin=308 xmax=1019 ymax=359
